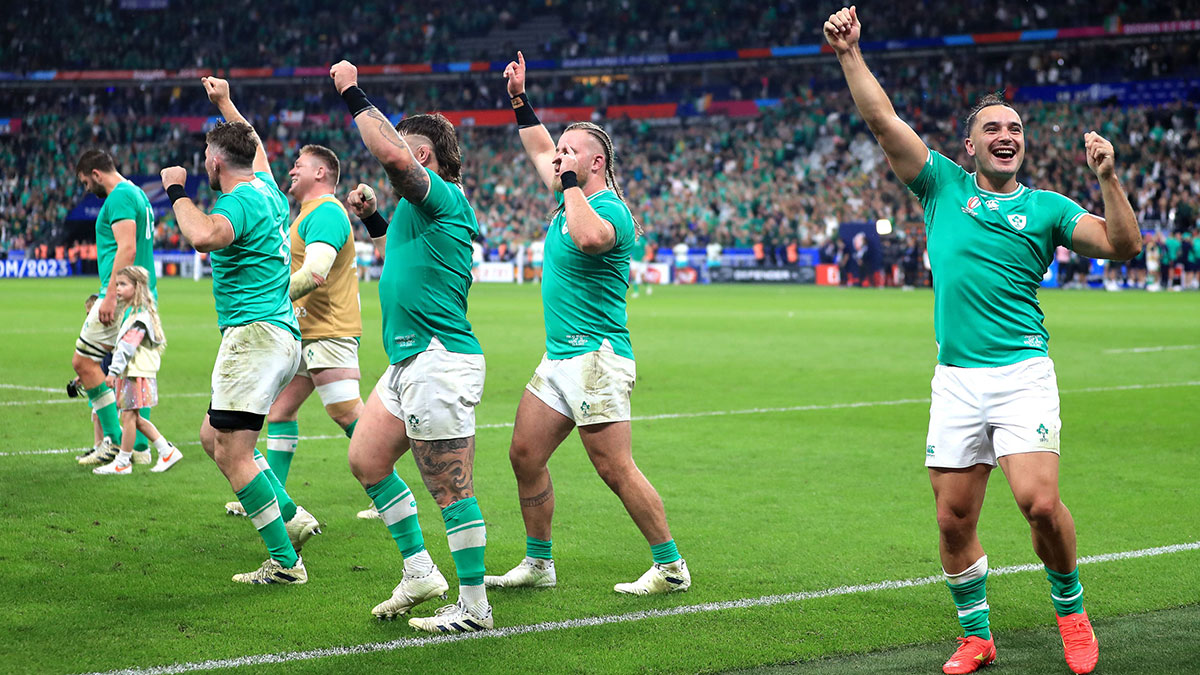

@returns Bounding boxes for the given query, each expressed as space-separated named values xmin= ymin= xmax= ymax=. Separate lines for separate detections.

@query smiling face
xmin=965 ymin=104 xmax=1025 ymax=186
xmin=288 ymin=152 xmax=323 ymax=196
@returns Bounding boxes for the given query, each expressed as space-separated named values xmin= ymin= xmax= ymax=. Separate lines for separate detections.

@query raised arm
xmin=825 ymin=6 xmax=928 ymax=185
xmin=160 ymin=167 xmax=234 ymax=253
xmin=504 ymin=51 xmax=558 ymax=192
xmin=1070 ymin=132 xmax=1142 ymax=261
xmin=329 ymin=61 xmax=431 ymax=204
xmin=346 ymin=183 xmax=388 ymax=258
xmin=556 ymin=150 xmax=616 ymax=255
xmin=202 ymin=77 xmax=271 ymax=176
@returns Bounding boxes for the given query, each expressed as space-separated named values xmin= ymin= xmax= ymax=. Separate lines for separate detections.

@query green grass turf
xmin=1 ymin=279 xmax=1197 ymax=674
xmin=730 ymin=603 xmax=1200 ymax=674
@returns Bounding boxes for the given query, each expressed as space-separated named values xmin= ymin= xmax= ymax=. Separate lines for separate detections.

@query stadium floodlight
xmin=875 ymin=218 xmax=893 ymax=235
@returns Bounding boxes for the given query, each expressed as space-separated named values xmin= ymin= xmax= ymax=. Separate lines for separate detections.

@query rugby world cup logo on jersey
xmin=1008 ymin=214 xmax=1028 ymax=231
xmin=961 ymin=195 xmax=981 ymax=217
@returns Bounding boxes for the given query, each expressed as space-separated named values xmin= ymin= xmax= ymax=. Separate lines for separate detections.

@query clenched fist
xmin=202 ymin=76 xmax=230 ymax=105
xmin=824 ymin=6 xmax=861 ymax=55
xmin=330 ymin=60 xmax=359 ymax=94
xmin=346 ymin=183 xmax=377 ymax=219
xmin=160 ymin=166 xmax=187 ymax=189
xmin=1084 ymin=131 xmax=1116 ymax=180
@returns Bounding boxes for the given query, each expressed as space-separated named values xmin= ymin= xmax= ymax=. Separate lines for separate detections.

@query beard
xmin=207 ymin=167 xmax=221 ymax=193
xmin=91 ymin=184 xmax=109 ymax=198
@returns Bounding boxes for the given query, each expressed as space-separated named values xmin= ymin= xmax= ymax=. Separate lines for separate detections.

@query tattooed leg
xmin=409 ymin=436 xmax=475 ymax=508
xmin=509 ymin=391 xmax=574 ymax=541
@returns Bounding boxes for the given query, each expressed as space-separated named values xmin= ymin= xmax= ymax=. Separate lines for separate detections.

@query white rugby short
xmin=75 ymin=297 xmax=120 ymax=361
xmin=296 ymin=336 xmax=360 ymax=378
xmin=211 ymin=322 xmax=300 ymax=415
xmin=374 ymin=337 xmax=485 ymax=441
xmin=925 ymin=356 xmax=1061 ymax=468
xmin=526 ymin=339 xmax=636 ymax=426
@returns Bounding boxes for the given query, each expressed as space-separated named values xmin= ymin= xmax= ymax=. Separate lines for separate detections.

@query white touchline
xmin=79 ymin=540 xmax=1200 ymax=675
xmin=0 ymin=391 xmax=211 ymax=407
xmin=0 ymin=383 xmax=62 ymax=393
xmin=1103 ymin=344 xmax=1199 ymax=354
xmin=6 ymin=380 xmax=1200 ymax=457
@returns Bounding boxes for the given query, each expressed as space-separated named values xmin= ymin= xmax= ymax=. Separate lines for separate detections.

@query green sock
xmin=265 ymin=420 xmax=299 ymax=486
xmin=946 ymin=556 xmax=991 ymax=639
xmin=443 ymin=497 xmax=486 ymax=586
xmin=253 ymin=450 xmax=297 ymax=522
xmin=343 ymin=418 xmax=357 ymax=438
xmin=85 ymin=383 xmax=122 ymax=445
xmin=134 ymin=408 xmax=151 ymax=451
xmin=651 ymin=539 xmax=681 ymax=565
xmin=526 ymin=536 xmax=553 ymax=560
xmin=235 ymin=471 xmax=298 ymax=568
xmin=366 ymin=471 xmax=426 ymax=558
xmin=1046 ymin=566 xmax=1084 ymax=617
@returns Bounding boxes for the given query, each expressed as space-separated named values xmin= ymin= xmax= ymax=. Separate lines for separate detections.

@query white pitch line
xmin=8 ymin=380 xmax=1200 ymax=458
xmin=80 ymin=540 xmax=1200 ymax=675
xmin=0 ymin=392 xmax=211 ymax=407
xmin=1103 ymin=344 xmax=1199 ymax=354
xmin=0 ymin=383 xmax=62 ymax=393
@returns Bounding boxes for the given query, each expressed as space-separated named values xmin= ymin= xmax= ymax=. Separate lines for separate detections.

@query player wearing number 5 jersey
xmin=162 ymin=76 xmax=307 ymax=587
xmin=73 ymin=150 xmax=159 ymax=467
xmin=826 ymin=7 xmax=1141 ymax=675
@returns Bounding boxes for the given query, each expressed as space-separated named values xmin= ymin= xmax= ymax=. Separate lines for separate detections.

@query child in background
xmin=93 ymin=266 xmax=182 ymax=475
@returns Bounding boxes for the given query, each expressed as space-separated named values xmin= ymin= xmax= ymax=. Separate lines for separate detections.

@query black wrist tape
xmin=167 ymin=184 xmax=188 ymax=205
xmin=341 ymin=86 xmax=374 ymax=117
xmin=559 ymin=171 xmax=578 ymax=189
xmin=362 ymin=211 xmax=389 ymax=238
xmin=511 ymin=93 xmax=540 ymax=128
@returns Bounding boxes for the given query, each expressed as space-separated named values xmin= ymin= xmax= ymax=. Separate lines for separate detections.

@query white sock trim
xmin=945 ymin=555 xmax=988 ymax=585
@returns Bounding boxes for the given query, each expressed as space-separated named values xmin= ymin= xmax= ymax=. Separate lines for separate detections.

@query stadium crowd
xmin=3 ymin=0 xmax=1197 ymax=70
xmin=2 ymin=18 xmax=1199 ymax=284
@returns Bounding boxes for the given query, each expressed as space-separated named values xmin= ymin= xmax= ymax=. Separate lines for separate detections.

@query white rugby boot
xmin=231 ymin=557 xmax=307 ymax=585
xmin=285 ymin=505 xmax=322 ymax=553
xmin=372 ymin=566 xmax=450 ymax=619
xmin=484 ymin=557 xmax=556 ymax=588
xmin=78 ymin=437 xmax=117 ymax=465
xmin=407 ymin=599 xmax=493 ymax=633
xmin=614 ymin=558 xmax=691 ymax=595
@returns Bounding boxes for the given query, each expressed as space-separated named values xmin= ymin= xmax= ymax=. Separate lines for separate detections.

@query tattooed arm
xmin=409 ymin=437 xmax=475 ymax=508
xmin=330 ymin=60 xmax=431 ymax=204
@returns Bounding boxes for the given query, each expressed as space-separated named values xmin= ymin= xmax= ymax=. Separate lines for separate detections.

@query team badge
xmin=1008 ymin=214 xmax=1027 ymax=230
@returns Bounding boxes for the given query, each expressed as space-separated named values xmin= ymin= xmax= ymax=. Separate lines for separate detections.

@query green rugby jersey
xmin=907 ymin=149 xmax=1087 ymax=367
xmin=96 ymin=180 xmax=157 ymax=298
xmin=209 ymin=171 xmax=300 ymax=338
xmin=378 ymin=168 xmax=481 ymax=364
xmin=541 ymin=188 xmax=636 ymax=360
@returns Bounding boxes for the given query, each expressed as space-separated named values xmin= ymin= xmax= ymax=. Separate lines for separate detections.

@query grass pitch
xmin=1 ymin=279 xmax=1197 ymax=674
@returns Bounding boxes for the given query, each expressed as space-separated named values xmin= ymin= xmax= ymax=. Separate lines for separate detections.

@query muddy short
xmin=526 ymin=338 xmax=636 ymax=426
xmin=373 ymin=337 xmax=485 ymax=441
xmin=210 ymin=322 xmax=300 ymax=415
